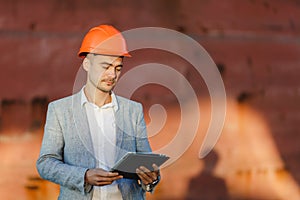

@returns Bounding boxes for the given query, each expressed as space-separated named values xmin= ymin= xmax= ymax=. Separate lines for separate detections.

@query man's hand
xmin=85 ymin=168 xmax=123 ymax=186
xmin=136 ymin=164 xmax=160 ymax=185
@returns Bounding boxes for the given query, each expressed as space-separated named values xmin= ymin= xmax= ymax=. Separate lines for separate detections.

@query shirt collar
xmin=80 ymin=87 xmax=119 ymax=111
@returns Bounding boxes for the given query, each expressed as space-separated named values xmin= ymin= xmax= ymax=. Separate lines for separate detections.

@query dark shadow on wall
xmin=0 ymin=97 xmax=48 ymax=134
xmin=185 ymin=150 xmax=230 ymax=200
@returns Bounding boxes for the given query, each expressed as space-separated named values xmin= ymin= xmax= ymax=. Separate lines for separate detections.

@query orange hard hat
xmin=78 ymin=25 xmax=131 ymax=58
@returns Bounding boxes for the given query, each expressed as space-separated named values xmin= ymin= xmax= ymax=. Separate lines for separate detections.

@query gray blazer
xmin=36 ymin=91 xmax=152 ymax=200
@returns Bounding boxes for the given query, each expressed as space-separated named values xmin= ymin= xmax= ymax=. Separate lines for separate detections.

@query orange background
xmin=0 ymin=0 xmax=299 ymax=199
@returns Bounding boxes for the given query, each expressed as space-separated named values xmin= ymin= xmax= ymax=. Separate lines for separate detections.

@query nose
xmin=106 ymin=67 xmax=116 ymax=79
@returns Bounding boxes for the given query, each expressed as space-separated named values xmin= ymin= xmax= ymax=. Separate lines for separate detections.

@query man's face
xmin=83 ymin=54 xmax=123 ymax=93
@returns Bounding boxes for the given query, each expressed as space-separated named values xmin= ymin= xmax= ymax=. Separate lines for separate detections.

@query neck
xmin=84 ymin=84 xmax=111 ymax=107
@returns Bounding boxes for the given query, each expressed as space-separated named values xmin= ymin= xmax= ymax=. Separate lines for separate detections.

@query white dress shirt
xmin=81 ymin=88 xmax=123 ymax=200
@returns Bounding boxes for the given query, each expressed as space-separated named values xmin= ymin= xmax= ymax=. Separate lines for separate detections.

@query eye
xmin=115 ymin=66 xmax=122 ymax=72
xmin=101 ymin=65 xmax=110 ymax=70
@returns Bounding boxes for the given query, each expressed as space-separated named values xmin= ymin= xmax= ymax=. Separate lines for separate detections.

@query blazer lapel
xmin=71 ymin=92 xmax=95 ymax=156
xmin=114 ymin=97 xmax=126 ymax=162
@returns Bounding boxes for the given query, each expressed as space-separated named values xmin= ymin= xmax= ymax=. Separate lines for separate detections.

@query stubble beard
xmin=89 ymin=75 xmax=115 ymax=94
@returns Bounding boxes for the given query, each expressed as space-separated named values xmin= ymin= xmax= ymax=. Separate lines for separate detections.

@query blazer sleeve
xmin=135 ymin=103 xmax=161 ymax=193
xmin=36 ymin=102 xmax=91 ymax=195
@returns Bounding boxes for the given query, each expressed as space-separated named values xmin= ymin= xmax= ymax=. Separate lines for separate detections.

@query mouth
xmin=104 ymin=80 xmax=115 ymax=86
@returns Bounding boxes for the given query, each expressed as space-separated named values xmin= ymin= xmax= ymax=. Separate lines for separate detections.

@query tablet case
xmin=111 ymin=152 xmax=169 ymax=180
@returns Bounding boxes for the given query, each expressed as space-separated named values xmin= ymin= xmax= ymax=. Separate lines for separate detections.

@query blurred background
xmin=0 ymin=0 xmax=299 ymax=199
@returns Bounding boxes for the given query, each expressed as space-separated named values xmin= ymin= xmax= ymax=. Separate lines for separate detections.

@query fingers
xmin=136 ymin=164 xmax=160 ymax=185
xmin=152 ymin=164 xmax=160 ymax=174
xmin=85 ymin=168 xmax=123 ymax=186
xmin=136 ymin=167 xmax=153 ymax=184
xmin=92 ymin=176 xmax=123 ymax=186
xmin=94 ymin=176 xmax=121 ymax=186
xmin=93 ymin=169 xmax=123 ymax=179
xmin=92 ymin=168 xmax=117 ymax=176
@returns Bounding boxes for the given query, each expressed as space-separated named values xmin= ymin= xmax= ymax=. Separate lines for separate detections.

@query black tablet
xmin=111 ymin=152 xmax=169 ymax=180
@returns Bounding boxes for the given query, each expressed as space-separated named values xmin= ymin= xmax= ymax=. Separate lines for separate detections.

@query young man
xmin=36 ymin=25 xmax=160 ymax=200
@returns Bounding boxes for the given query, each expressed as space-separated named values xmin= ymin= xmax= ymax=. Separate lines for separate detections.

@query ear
xmin=82 ymin=57 xmax=90 ymax=72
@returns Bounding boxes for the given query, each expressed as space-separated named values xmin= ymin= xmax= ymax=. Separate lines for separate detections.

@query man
xmin=36 ymin=25 xmax=160 ymax=200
